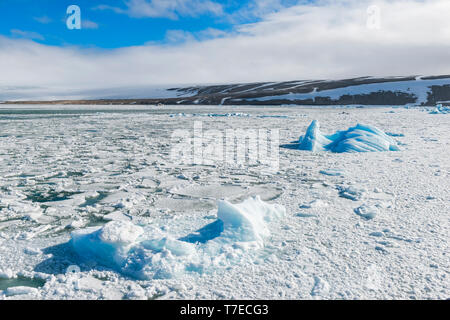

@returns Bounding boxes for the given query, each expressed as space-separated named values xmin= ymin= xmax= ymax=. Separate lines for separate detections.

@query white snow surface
xmin=0 ymin=105 xmax=448 ymax=300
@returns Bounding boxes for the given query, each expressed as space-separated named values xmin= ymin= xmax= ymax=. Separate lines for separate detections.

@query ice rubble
xmin=354 ymin=205 xmax=378 ymax=220
xmin=429 ymin=104 xmax=450 ymax=114
xmin=298 ymin=120 xmax=400 ymax=153
xmin=71 ymin=196 xmax=286 ymax=280
xmin=169 ymin=113 xmax=250 ymax=118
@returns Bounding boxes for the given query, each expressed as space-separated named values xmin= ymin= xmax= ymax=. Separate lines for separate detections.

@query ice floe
xmin=298 ymin=121 xmax=400 ymax=153
xmin=0 ymin=192 xmax=43 ymax=222
xmin=354 ymin=205 xmax=379 ymax=220
xmin=429 ymin=104 xmax=450 ymax=114
xmin=311 ymin=276 xmax=330 ymax=296
xmin=0 ymin=269 xmax=15 ymax=279
xmin=300 ymin=199 xmax=329 ymax=209
xmin=71 ymin=196 xmax=285 ymax=280
xmin=337 ymin=185 xmax=367 ymax=201
xmin=319 ymin=169 xmax=343 ymax=176
xmin=169 ymin=113 xmax=250 ymax=118
xmin=5 ymin=286 xmax=38 ymax=297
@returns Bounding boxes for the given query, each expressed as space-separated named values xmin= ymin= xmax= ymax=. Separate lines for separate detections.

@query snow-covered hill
xmin=3 ymin=75 xmax=450 ymax=106
xmin=168 ymin=75 xmax=450 ymax=106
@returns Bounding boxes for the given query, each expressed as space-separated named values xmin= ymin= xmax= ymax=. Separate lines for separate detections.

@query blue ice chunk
xmin=298 ymin=121 xmax=400 ymax=153
xmin=430 ymin=104 xmax=450 ymax=114
xmin=70 ymin=196 xmax=286 ymax=280
xmin=298 ymin=120 xmax=333 ymax=152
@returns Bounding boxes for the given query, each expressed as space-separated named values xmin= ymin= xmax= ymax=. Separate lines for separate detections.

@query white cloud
xmin=227 ymin=0 xmax=294 ymax=23
xmin=197 ymin=28 xmax=228 ymax=39
xmin=10 ymin=29 xmax=44 ymax=41
xmin=33 ymin=16 xmax=52 ymax=24
xmin=164 ymin=28 xmax=227 ymax=43
xmin=95 ymin=0 xmax=223 ymax=19
xmin=82 ymin=20 xmax=99 ymax=29
xmin=165 ymin=29 xmax=196 ymax=43
xmin=2 ymin=0 xmax=450 ymax=100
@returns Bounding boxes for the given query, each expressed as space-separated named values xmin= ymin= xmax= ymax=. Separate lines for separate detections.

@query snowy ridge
xmin=249 ymin=78 xmax=450 ymax=105
xmin=165 ymin=76 xmax=450 ymax=106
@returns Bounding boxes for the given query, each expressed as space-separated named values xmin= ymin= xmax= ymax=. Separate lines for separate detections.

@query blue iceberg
xmin=298 ymin=120 xmax=400 ymax=153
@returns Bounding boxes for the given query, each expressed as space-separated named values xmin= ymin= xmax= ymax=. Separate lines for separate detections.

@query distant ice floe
xmin=319 ymin=169 xmax=343 ymax=176
xmin=168 ymin=113 xmax=290 ymax=119
xmin=298 ymin=120 xmax=400 ymax=153
xmin=337 ymin=185 xmax=367 ymax=201
xmin=0 ymin=192 xmax=43 ymax=222
xmin=354 ymin=204 xmax=378 ymax=220
xmin=5 ymin=286 xmax=39 ymax=297
xmin=429 ymin=104 xmax=450 ymax=114
xmin=71 ymin=196 xmax=286 ymax=280
xmin=169 ymin=113 xmax=250 ymax=118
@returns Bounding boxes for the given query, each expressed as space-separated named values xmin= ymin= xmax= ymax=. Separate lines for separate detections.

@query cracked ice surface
xmin=0 ymin=105 xmax=448 ymax=300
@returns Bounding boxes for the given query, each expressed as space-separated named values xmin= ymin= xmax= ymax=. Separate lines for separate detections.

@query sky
xmin=1 ymin=0 xmax=450 ymax=100
xmin=1 ymin=0 xmax=299 ymax=48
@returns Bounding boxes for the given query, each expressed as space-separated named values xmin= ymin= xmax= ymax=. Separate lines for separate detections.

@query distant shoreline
xmin=3 ymin=75 xmax=450 ymax=106
xmin=2 ymin=101 xmax=449 ymax=106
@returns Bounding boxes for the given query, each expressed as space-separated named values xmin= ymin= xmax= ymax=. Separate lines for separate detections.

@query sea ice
xmin=71 ymin=221 xmax=144 ymax=272
xmin=5 ymin=286 xmax=38 ymax=297
xmin=319 ymin=169 xmax=342 ymax=176
xmin=298 ymin=121 xmax=400 ymax=153
xmin=300 ymin=199 xmax=329 ymax=209
xmin=429 ymin=104 xmax=450 ymax=114
xmin=354 ymin=204 xmax=378 ymax=220
xmin=71 ymin=196 xmax=285 ymax=280
xmin=0 ymin=269 xmax=15 ymax=279
xmin=215 ymin=196 xmax=286 ymax=249
xmin=311 ymin=276 xmax=330 ymax=296
xmin=2 ymin=105 xmax=448 ymax=299
xmin=337 ymin=185 xmax=367 ymax=201
xmin=0 ymin=194 xmax=43 ymax=222
xmin=169 ymin=113 xmax=250 ymax=118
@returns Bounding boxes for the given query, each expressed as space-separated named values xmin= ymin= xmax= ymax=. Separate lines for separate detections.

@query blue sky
xmin=0 ymin=0 xmax=299 ymax=48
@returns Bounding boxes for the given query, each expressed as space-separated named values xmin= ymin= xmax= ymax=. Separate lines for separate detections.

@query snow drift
xmin=71 ymin=196 xmax=286 ymax=279
xmin=298 ymin=121 xmax=400 ymax=153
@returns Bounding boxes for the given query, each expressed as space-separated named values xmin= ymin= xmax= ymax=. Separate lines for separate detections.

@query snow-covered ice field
xmin=0 ymin=105 xmax=448 ymax=300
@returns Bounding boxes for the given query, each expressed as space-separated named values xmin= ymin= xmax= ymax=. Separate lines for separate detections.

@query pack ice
xmin=71 ymin=196 xmax=286 ymax=280
xmin=298 ymin=120 xmax=400 ymax=153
